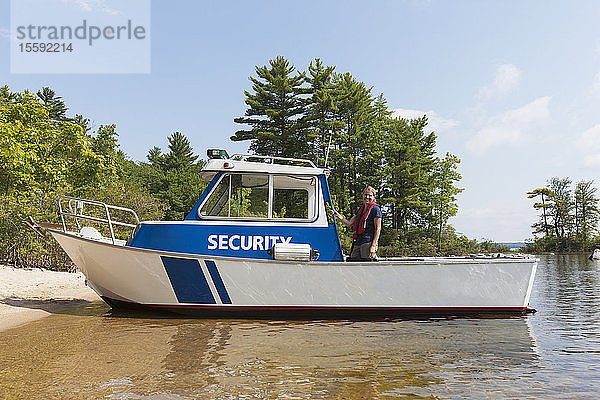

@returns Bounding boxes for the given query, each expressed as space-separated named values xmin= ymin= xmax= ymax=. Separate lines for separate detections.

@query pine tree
xmin=304 ymin=58 xmax=339 ymax=165
xmin=548 ymin=177 xmax=573 ymax=239
xmin=574 ymin=180 xmax=600 ymax=249
xmin=381 ymin=116 xmax=437 ymax=242
xmin=527 ymin=187 xmax=553 ymax=237
xmin=433 ymin=153 xmax=463 ymax=251
xmin=232 ymin=56 xmax=310 ymax=158
xmin=36 ymin=87 xmax=70 ymax=122
xmin=329 ymin=72 xmax=377 ymax=212
xmin=147 ymin=146 xmax=164 ymax=168
xmin=163 ymin=132 xmax=198 ymax=170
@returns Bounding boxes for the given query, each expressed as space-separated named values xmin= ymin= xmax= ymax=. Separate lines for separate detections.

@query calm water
xmin=1 ymin=255 xmax=599 ymax=399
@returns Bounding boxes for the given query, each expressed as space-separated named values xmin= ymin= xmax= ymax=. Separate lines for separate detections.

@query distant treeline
xmin=1 ymin=59 xmax=509 ymax=268
xmin=526 ymin=178 xmax=600 ymax=253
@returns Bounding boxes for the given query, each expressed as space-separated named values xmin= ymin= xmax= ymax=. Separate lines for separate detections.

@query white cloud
xmin=453 ymin=204 xmax=537 ymax=241
xmin=577 ymin=123 xmax=600 ymax=167
xmin=60 ymin=0 xmax=121 ymax=14
xmin=466 ymin=96 xmax=551 ymax=156
xmin=0 ymin=28 xmax=9 ymax=39
xmin=390 ymin=108 xmax=460 ymax=133
xmin=578 ymin=123 xmax=600 ymax=148
xmin=478 ymin=64 xmax=522 ymax=100
xmin=61 ymin=0 xmax=93 ymax=11
xmin=102 ymin=7 xmax=121 ymax=15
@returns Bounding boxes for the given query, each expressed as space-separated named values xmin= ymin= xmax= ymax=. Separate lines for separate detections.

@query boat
xmin=42 ymin=150 xmax=538 ymax=318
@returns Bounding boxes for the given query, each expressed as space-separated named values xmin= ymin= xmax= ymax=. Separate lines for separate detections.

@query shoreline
xmin=0 ymin=265 xmax=101 ymax=333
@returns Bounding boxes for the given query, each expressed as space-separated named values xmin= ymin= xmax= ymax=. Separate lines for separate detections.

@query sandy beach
xmin=0 ymin=265 xmax=101 ymax=332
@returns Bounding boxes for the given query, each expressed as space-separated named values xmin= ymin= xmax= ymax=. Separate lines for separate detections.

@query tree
xmin=163 ymin=132 xmax=198 ymax=170
xmin=232 ymin=56 xmax=310 ymax=158
xmin=547 ymin=177 xmax=573 ymax=239
xmin=147 ymin=146 xmax=165 ymax=168
xmin=36 ymin=87 xmax=70 ymax=122
xmin=328 ymin=72 xmax=379 ymax=212
xmin=432 ymin=153 xmax=463 ymax=251
xmin=73 ymin=114 xmax=91 ymax=134
xmin=304 ymin=58 xmax=339 ymax=165
xmin=0 ymin=90 xmax=102 ymax=193
xmin=0 ymin=86 xmax=16 ymax=107
xmin=229 ymin=57 xmax=470 ymax=256
xmin=381 ymin=116 xmax=437 ymax=241
xmin=0 ymin=87 xmax=108 ymax=269
xmin=527 ymin=187 xmax=553 ymax=237
xmin=139 ymin=132 xmax=205 ymax=219
xmin=574 ymin=180 xmax=600 ymax=249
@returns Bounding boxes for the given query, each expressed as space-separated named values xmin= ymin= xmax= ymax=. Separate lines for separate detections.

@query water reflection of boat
xmin=45 ymin=150 xmax=538 ymax=317
xmin=0 ymin=313 xmax=540 ymax=399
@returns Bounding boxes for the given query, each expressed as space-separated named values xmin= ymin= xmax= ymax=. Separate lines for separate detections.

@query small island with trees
xmin=1 ymin=57 xmax=595 ymax=270
xmin=526 ymin=178 xmax=600 ymax=253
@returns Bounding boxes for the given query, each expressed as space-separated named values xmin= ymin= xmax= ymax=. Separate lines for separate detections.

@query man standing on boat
xmin=332 ymin=186 xmax=382 ymax=260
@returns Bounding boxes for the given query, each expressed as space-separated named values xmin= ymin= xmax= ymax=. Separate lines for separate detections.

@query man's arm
xmin=370 ymin=217 xmax=382 ymax=258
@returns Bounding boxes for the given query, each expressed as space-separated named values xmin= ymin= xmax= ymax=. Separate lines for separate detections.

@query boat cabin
xmin=127 ymin=150 xmax=344 ymax=262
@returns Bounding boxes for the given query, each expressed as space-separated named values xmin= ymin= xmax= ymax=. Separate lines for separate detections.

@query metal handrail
xmin=58 ymin=195 xmax=140 ymax=245
xmin=230 ymin=153 xmax=317 ymax=168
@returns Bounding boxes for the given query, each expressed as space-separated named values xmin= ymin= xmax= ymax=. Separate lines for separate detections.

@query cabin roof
xmin=200 ymin=155 xmax=326 ymax=180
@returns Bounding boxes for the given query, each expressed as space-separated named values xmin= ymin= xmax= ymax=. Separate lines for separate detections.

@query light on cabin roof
xmin=207 ymin=149 xmax=230 ymax=159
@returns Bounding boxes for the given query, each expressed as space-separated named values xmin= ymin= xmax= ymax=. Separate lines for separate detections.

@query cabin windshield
xmin=198 ymin=173 xmax=317 ymax=220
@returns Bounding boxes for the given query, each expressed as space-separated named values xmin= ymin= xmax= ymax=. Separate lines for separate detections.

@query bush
xmin=0 ymin=189 xmax=73 ymax=271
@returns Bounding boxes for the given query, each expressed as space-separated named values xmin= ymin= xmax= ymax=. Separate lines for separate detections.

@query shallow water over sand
xmin=1 ymin=254 xmax=599 ymax=399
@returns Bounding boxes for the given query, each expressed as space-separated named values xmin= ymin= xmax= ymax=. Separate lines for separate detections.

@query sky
xmin=2 ymin=0 xmax=600 ymax=242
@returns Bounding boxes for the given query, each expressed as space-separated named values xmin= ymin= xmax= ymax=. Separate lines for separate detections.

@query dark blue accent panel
xmin=204 ymin=260 xmax=232 ymax=304
xmin=161 ymin=256 xmax=215 ymax=304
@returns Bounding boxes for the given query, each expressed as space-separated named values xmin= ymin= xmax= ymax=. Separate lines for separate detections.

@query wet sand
xmin=0 ymin=265 xmax=100 ymax=332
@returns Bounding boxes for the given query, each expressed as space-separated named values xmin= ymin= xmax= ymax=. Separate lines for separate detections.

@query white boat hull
xmin=50 ymin=229 xmax=537 ymax=317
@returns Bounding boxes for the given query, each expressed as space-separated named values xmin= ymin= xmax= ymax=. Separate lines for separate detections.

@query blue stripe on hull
xmin=204 ymin=260 xmax=232 ymax=304
xmin=161 ymin=256 xmax=215 ymax=304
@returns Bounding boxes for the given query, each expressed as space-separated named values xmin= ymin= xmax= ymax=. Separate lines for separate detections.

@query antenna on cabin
xmin=323 ymin=130 xmax=333 ymax=169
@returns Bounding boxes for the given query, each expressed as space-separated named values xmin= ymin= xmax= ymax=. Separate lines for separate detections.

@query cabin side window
xmin=199 ymin=173 xmax=316 ymax=220
xmin=272 ymin=175 xmax=314 ymax=219
xmin=199 ymin=174 xmax=268 ymax=218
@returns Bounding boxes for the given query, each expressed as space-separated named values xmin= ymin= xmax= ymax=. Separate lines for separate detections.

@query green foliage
xmin=0 ymin=189 xmax=73 ymax=270
xmin=432 ymin=153 xmax=463 ymax=251
xmin=36 ymin=87 xmax=70 ymax=122
xmin=232 ymin=56 xmax=310 ymax=158
xmin=141 ymin=131 xmax=208 ymax=220
xmin=0 ymin=86 xmax=106 ymax=269
xmin=0 ymin=90 xmax=104 ymax=194
xmin=527 ymin=178 xmax=600 ymax=252
xmin=0 ymin=86 xmax=193 ymax=269
xmin=574 ymin=180 xmax=600 ymax=248
xmin=233 ymin=57 xmax=478 ymax=256
xmin=304 ymin=58 xmax=340 ymax=164
xmin=2 ymin=56 xmax=509 ymax=269
xmin=527 ymin=187 xmax=553 ymax=237
xmin=381 ymin=117 xmax=437 ymax=237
